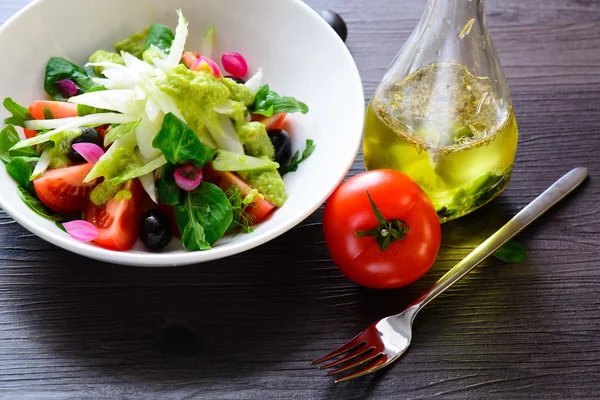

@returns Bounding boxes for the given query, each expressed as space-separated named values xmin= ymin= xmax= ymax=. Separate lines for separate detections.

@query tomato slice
xmin=203 ymin=164 xmax=275 ymax=223
xmin=85 ymin=179 xmax=143 ymax=251
xmin=33 ymin=163 xmax=98 ymax=214
xmin=29 ymin=100 xmax=78 ymax=120
xmin=252 ymin=112 xmax=288 ymax=131
xmin=157 ymin=203 xmax=180 ymax=239
xmin=23 ymin=128 xmax=38 ymax=139
xmin=95 ymin=125 xmax=108 ymax=139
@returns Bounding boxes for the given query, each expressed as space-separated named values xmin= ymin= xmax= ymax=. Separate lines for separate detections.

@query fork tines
xmin=312 ymin=338 xmax=387 ymax=383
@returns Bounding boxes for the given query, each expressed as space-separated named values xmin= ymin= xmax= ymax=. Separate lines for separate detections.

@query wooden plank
xmin=0 ymin=0 xmax=599 ymax=398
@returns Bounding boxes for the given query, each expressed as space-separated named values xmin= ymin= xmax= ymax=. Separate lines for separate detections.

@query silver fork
xmin=313 ymin=167 xmax=588 ymax=383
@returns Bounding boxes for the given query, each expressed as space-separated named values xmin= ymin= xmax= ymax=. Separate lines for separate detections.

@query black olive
xmin=139 ymin=209 xmax=172 ymax=251
xmin=67 ymin=127 xmax=103 ymax=163
xmin=225 ymin=75 xmax=246 ymax=84
xmin=268 ymin=129 xmax=293 ymax=168
xmin=321 ymin=10 xmax=348 ymax=42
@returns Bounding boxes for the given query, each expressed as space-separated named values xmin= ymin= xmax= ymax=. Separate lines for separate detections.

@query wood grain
xmin=1 ymin=0 xmax=600 ymax=398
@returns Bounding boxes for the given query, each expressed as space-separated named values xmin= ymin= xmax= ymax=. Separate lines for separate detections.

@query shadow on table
xmin=12 ymin=220 xmax=357 ymax=385
xmin=11 ymin=195 xmax=544 ymax=392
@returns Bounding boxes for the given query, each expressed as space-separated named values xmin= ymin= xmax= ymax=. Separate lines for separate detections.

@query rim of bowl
xmin=0 ymin=0 xmax=365 ymax=267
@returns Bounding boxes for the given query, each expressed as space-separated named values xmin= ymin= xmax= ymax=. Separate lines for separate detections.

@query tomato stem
xmin=355 ymin=191 xmax=409 ymax=251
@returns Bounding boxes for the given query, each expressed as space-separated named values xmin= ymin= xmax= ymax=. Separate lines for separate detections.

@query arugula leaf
xmin=3 ymin=98 xmax=32 ymax=127
xmin=157 ymin=164 xmax=181 ymax=206
xmin=493 ymin=240 xmax=526 ymax=264
xmin=0 ymin=125 xmax=38 ymax=164
xmin=77 ymin=86 xmax=108 ymax=116
xmin=17 ymin=186 xmax=55 ymax=219
xmin=44 ymin=57 xmax=99 ymax=101
xmin=249 ymin=85 xmax=309 ymax=117
xmin=280 ymin=139 xmax=316 ymax=176
xmin=152 ymin=113 xmax=215 ymax=167
xmin=174 ymin=182 xmax=233 ymax=251
xmin=145 ymin=24 xmax=175 ymax=54
xmin=6 ymin=158 xmax=34 ymax=193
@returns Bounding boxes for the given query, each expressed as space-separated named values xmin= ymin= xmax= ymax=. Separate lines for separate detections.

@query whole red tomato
xmin=323 ymin=170 xmax=441 ymax=289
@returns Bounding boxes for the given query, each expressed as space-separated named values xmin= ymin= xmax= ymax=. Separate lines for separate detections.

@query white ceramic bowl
xmin=0 ymin=0 xmax=364 ymax=266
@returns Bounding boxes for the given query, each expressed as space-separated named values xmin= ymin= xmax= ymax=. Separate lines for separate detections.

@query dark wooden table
xmin=1 ymin=0 xmax=599 ymax=398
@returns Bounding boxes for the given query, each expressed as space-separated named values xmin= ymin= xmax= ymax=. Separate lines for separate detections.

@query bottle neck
xmin=424 ymin=0 xmax=487 ymax=27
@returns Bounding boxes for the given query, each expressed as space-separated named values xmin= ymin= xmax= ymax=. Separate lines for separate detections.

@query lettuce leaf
xmin=108 ymin=155 xmax=167 ymax=185
xmin=212 ymin=150 xmax=279 ymax=172
xmin=104 ymin=118 xmax=141 ymax=146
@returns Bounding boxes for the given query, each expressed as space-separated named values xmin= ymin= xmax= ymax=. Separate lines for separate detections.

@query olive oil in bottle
xmin=365 ymin=0 xmax=518 ymax=222
xmin=364 ymin=62 xmax=518 ymax=222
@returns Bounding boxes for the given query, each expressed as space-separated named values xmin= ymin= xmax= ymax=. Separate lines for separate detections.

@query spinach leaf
xmin=249 ymin=85 xmax=309 ymax=117
xmin=157 ymin=164 xmax=181 ymax=206
xmin=152 ymin=112 xmax=215 ymax=167
xmin=104 ymin=118 xmax=141 ymax=146
xmin=6 ymin=158 xmax=34 ymax=193
xmin=44 ymin=57 xmax=99 ymax=101
xmin=55 ymin=220 xmax=67 ymax=232
xmin=174 ymin=182 xmax=233 ymax=251
xmin=77 ymin=86 xmax=108 ymax=116
xmin=0 ymin=125 xmax=38 ymax=163
xmin=3 ymin=98 xmax=32 ymax=127
xmin=280 ymin=139 xmax=316 ymax=176
xmin=145 ymin=24 xmax=175 ymax=54
xmin=493 ymin=240 xmax=526 ymax=264
xmin=0 ymin=124 xmax=20 ymax=163
xmin=17 ymin=186 xmax=55 ymax=219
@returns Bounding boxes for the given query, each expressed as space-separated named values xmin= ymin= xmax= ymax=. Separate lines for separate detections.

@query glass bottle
xmin=364 ymin=0 xmax=518 ymax=223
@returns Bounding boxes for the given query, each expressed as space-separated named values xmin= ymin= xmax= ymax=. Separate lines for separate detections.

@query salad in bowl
xmin=1 ymin=10 xmax=313 ymax=253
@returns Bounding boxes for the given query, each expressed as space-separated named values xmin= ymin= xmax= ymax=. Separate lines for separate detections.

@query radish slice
xmin=221 ymin=52 xmax=248 ymax=78
xmin=72 ymin=143 xmax=105 ymax=164
xmin=56 ymin=79 xmax=78 ymax=98
xmin=63 ymin=220 xmax=99 ymax=243
xmin=174 ymin=165 xmax=203 ymax=191
xmin=191 ymin=56 xmax=222 ymax=77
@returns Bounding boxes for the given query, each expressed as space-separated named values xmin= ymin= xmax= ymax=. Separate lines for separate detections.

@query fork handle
xmin=408 ymin=167 xmax=588 ymax=314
